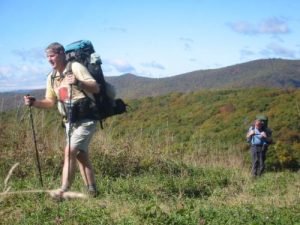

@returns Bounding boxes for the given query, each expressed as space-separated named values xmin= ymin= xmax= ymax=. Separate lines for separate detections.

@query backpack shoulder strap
xmin=65 ymin=61 xmax=73 ymax=75
xmin=51 ymin=69 xmax=58 ymax=88
xmin=51 ymin=62 xmax=73 ymax=88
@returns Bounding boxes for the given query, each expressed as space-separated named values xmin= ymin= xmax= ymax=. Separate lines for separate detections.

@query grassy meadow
xmin=0 ymin=88 xmax=300 ymax=224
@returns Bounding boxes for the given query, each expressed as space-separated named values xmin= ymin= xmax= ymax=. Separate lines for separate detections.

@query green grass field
xmin=1 ymin=88 xmax=300 ymax=224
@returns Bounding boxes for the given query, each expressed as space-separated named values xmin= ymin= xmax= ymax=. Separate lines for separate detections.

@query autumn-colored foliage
xmin=0 ymin=88 xmax=299 ymax=174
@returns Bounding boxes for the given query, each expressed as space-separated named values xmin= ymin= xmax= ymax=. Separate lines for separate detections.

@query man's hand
xmin=249 ymin=130 xmax=255 ymax=136
xmin=261 ymin=131 xmax=267 ymax=138
xmin=66 ymin=73 xmax=77 ymax=85
xmin=24 ymin=95 xmax=36 ymax=106
xmin=246 ymin=129 xmax=255 ymax=139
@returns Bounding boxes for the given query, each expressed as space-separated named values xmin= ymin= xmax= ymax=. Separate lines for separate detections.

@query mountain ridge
xmin=1 ymin=58 xmax=299 ymax=111
xmin=106 ymin=58 xmax=300 ymax=98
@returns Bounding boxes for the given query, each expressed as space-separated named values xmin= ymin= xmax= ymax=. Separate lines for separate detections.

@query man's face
xmin=255 ymin=120 xmax=263 ymax=128
xmin=46 ymin=49 xmax=65 ymax=70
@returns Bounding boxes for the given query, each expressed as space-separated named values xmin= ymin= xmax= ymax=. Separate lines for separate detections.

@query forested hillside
xmin=1 ymin=88 xmax=299 ymax=170
xmin=108 ymin=88 xmax=300 ymax=169
xmin=107 ymin=58 xmax=300 ymax=98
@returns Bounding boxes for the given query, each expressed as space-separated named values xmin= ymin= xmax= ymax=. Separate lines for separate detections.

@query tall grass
xmin=0 ymin=95 xmax=300 ymax=224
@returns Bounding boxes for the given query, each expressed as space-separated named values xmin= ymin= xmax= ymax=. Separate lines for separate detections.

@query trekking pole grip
xmin=26 ymin=94 xmax=36 ymax=107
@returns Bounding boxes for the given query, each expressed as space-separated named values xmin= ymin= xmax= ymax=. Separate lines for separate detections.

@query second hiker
xmin=246 ymin=115 xmax=272 ymax=177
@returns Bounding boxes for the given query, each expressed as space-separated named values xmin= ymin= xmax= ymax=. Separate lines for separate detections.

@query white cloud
xmin=227 ymin=21 xmax=256 ymax=35
xmin=259 ymin=17 xmax=290 ymax=34
xmin=11 ymin=47 xmax=45 ymax=63
xmin=103 ymin=26 xmax=127 ymax=33
xmin=240 ymin=48 xmax=255 ymax=60
xmin=0 ymin=66 xmax=14 ymax=76
xmin=103 ymin=58 xmax=136 ymax=74
xmin=141 ymin=61 xmax=165 ymax=70
xmin=228 ymin=17 xmax=290 ymax=35
xmin=179 ymin=37 xmax=194 ymax=43
xmin=179 ymin=37 xmax=194 ymax=51
xmin=0 ymin=64 xmax=49 ymax=92
xmin=260 ymin=43 xmax=296 ymax=58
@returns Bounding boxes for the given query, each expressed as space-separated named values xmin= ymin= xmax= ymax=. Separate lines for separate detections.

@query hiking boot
xmin=87 ymin=184 xmax=98 ymax=198
xmin=87 ymin=189 xmax=99 ymax=198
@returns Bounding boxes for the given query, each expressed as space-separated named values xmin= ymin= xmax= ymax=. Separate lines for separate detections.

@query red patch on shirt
xmin=58 ymin=87 xmax=68 ymax=101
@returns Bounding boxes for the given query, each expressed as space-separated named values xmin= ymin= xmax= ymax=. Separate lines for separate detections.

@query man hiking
xmin=24 ymin=42 xmax=99 ymax=197
xmin=246 ymin=115 xmax=272 ymax=177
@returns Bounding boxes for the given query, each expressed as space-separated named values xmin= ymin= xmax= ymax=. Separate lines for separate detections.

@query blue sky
xmin=0 ymin=0 xmax=299 ymax=92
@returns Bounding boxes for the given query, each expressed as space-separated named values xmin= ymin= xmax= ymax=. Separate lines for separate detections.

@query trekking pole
xmin=67 ymin=84 xmax=73 ymax=187
xmin=27 ymin=97 xmax=44 ymax=187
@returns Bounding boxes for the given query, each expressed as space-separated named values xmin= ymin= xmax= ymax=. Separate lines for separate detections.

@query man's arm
xmin=69 ymin=62 xmax=100 ymax=94
xmin=24 ymin=96 xmax=56 ymax=108
xmin=75 ymin=79 xmax=100 ymax=94
xmin=246 ymin=129 xmax=255 ymax=138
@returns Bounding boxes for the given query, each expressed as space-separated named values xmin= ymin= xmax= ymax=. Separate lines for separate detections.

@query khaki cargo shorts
xmin=65 ymin=119 xmax=97 ymax=152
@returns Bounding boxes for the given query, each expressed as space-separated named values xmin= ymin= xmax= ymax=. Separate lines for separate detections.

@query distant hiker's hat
xmin=256 ymin=115 xmax=268 ymax=121
xmin=90 ymin=53 xmax=101 ymax=64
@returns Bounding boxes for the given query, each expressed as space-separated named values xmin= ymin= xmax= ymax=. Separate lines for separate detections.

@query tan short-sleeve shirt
xmin=45 ymin=62 xmax=96 ymax=116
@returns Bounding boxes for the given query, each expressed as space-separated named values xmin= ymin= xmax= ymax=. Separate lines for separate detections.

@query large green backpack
xmin=63 ymin=40 xmax=128 ymax=127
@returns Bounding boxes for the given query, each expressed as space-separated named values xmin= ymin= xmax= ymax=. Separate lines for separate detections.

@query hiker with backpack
xmin=246 ymin=115 xmax=272 ymax=177
xmin=24 ymin=42 xmax=100 ymax=197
